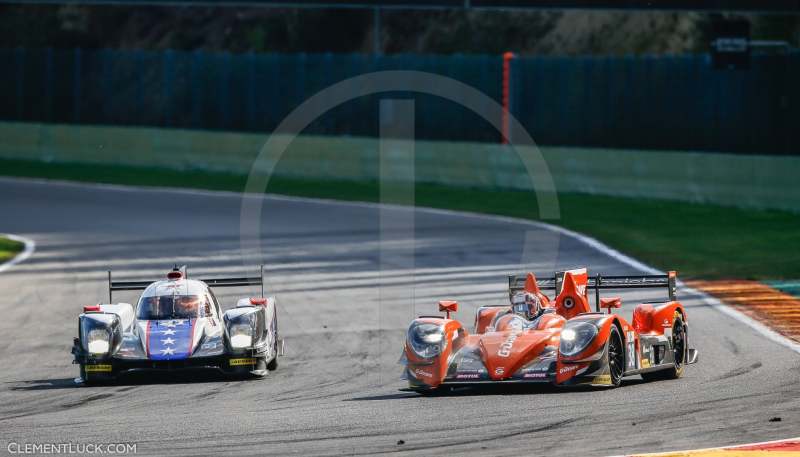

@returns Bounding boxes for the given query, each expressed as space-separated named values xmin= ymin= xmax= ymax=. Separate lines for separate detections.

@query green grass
xmin=0 ymin=236 xmax=23 ymax=264
xmin=2 ymin=157 xmax=799 ymax=279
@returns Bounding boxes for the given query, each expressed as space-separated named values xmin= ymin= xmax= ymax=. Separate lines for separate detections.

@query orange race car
xmin=400 ymin=268 xmax=699 ymax=393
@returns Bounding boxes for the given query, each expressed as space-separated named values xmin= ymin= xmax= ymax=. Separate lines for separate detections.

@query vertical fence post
xmin=101 ymin=48 xmax=111 ymax=122
xmin=220 ymin=52 xmax=231 ymax=129
xmin=15 ymin=47 xmax=25 ymax=120
xmin=134 ymin=50 xmax=143 ymax=124
xmin=73 ymin=48 xmax=82 ymax=123
xmin=373 ymin=8 xmax=382 ymax=55
xmin=162 ymin=49 xmax=174 ymax=127
xmin=501 ymin=51 xmax=516 ymax=144
xmin=190 ymin=49 xmax=202 ymax=128
xmin=246 ymin=51 xmax=256 ymax=130
xmin=44 ymin=47 xmax=54 ymax=122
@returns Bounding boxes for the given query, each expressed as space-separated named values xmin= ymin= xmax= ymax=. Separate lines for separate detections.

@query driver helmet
xmin=176 ymin=295 xmax=200 ymax=315
xmin=144 ymin=296 xmax=161 ymax=315
xmin=511 ymin=291 xmax=542 ymax=320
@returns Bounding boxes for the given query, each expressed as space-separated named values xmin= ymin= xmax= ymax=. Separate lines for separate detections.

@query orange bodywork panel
xmin=524 ymin=272 xmax=552 ymax=308
xmin=479 ymin=329 xmax=559 ymax=380
xmin=555 ymin=271 xmax=592 ymax=319
xmin=633 ymin=301 xmax=684 ymax=334
xmin=474 ymin=307 xmax=507 ymax=334
xmin=404 ymin=317 xmax=465 ymax=388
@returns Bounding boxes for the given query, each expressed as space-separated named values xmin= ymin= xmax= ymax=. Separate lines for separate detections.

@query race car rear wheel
xmin=606 ymin=325 xmax=624 ymax=387
xmin=642 ymin=313 xmax=686 ymax=381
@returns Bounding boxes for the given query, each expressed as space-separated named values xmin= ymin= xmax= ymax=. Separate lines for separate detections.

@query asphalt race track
xmin=0 ymin=178 xmax=798 ymax=457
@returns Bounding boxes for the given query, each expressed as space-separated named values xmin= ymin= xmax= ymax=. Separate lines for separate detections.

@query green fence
xmin=0 ymin=48 xmax=797 ymax=154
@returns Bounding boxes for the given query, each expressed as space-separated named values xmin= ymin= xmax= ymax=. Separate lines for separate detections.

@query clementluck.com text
xmin=7 ymin=442 xmax=137 ymax=454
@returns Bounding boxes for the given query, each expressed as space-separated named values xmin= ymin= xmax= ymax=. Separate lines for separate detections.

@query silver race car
xmin=71 ymin=266 xmax=282 ymax=384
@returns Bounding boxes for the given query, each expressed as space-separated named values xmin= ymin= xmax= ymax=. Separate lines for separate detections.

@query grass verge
xmin=0 ymin=236 xmax=24 ymax=264
xmin=1 ymin=157 xmax=798 ymax=279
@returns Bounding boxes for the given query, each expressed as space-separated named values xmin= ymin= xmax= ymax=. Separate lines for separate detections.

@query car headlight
xmin=87 ymin=328 xmax=111 ymax=355
xmin=407 ymin=323 xmax=446 ymax=358
xmin=230 ymin=323 xmax=253 ymax=349
xmin=559 ymin=322 xmax=597 ymax=357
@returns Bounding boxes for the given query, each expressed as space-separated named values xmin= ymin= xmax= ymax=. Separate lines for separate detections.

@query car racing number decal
xmin=626 ymin=331 xmax=637 ymax=370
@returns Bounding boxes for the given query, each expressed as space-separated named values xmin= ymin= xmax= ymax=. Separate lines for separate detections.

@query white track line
xmin=2 ymin=176 xmax=799 ymax=354
xmin=0 ymin=233 xmax=35 ymax=273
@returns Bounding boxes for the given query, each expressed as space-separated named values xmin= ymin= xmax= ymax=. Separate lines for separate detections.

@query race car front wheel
xmin=642 ymin=313 xmax=686 ymax=381
xmin=606 ymin=325 xmax=624 ymax=387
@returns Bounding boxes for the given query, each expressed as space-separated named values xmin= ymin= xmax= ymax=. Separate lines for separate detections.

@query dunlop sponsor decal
xmin=85 ymin=364 xmax=112 ymax=373
xmin=592 ymin=374 xmax=612 ymax=385
xmin=641 ymin=358 xmax=651 ymax=368
xmin=229 ymin=358 xmax=257 ymax=366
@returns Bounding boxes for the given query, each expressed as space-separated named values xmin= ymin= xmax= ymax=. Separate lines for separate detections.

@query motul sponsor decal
xmin=523 ymin=372 xmax=547 ymax=379
xmin=455 ymin=373 xmax=481 ymax=379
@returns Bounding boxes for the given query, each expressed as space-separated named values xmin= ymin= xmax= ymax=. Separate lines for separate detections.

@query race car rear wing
xmin=108 ymin=265 xmax=265 ymax=302
xmin=508 ymin=270 xmax=677 ymax=312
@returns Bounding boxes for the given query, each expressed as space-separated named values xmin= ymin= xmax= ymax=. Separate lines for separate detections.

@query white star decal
xmin=164 ymin=321 xmax=177 ymax=328
xmin=161 ymin=337 xmax=175 ymax=345
xmin=173 ymin=319 xmax=186 ymax=326
xmin=160 ymin=347 xmax=175 ymax=356
xmin=162 ymin=328 xmax=176 ymax=335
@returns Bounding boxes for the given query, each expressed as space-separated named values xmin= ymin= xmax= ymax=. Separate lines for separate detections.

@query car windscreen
xmin=136 ymin=294 xmax=204 ymax=320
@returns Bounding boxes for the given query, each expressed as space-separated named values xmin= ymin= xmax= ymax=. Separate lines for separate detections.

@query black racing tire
xmin=267 ymin=315 xmax=279 ymax=371
xmin=606 ymin=325 xmax=625 ymax=387
xmin=642 ymin=313 xmax=686 ymax=382
xmin=266 ymin=355 xmax=278 ymax=371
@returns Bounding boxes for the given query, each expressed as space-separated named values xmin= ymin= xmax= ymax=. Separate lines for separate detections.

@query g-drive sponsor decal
xmin=558 ymin=364 xmax=579 ymax=375
xmin=414 ymin=368 xmax=433 ymax=379
xmin=497 ymin=331 xmax=521 ymax=357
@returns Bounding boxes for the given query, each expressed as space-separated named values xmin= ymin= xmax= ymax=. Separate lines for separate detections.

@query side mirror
xmin=599 ymin=297 xmax=622 ymax=311
xmin=438 ymin=300 xmax=458 ymax=319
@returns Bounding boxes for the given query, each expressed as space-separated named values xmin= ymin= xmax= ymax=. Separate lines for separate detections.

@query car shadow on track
xmin=347 ymin=378 xmax=647 ymax=401
xmin=12 ymin=371 xmax=253 ymax=390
